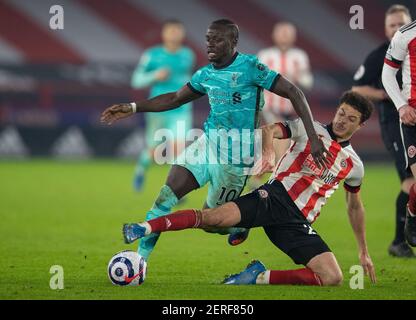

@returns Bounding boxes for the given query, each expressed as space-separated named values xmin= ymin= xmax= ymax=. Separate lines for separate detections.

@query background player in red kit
xmin=248 ymin=22 xmax=314 ymax=191
xmin=352 ymin=5 xmax=414 ymax=257
xmin=382 ymin=19 xmax=416 ymax=247
xmin=123 ymin=91 xmax=377 ymax=286
xmin=258 ymin=22 xmax=313 ymax=160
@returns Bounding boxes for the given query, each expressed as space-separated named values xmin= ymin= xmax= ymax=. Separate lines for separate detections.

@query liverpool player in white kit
xmin=123 ymin=91 xmax=377 ymax=286
xmin=382 ymin=21 xmax=416 ymax=247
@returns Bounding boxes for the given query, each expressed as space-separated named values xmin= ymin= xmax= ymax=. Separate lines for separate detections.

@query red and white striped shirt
xmin=270 ymin=119 xmax=364 ymax=223
xmin=383 ymin=21 xmax=416 ymax=108
xmin=258 ymin=47 xmax=313 ymax=117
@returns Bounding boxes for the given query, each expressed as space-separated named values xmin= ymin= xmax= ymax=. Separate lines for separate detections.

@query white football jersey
xmin=270 ymin=119 xmax=364 ymax=223
xmin=384 ymin=21 xmax=416 ymax=107
xmin=258 ymin=47 xmax=313 ymax=117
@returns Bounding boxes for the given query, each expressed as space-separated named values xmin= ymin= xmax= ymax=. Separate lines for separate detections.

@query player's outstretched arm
xmin=252 ymin=123 xmax=287 ymax=175
xmin=100 ymin=85 xmax=201 ymax=125
xmin=270 ymin=76 xmax=330 ymax=168
xmin=345 ymin=191 xmax=377 ymax=283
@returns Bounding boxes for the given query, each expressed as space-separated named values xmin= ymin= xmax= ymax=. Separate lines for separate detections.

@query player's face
xmin=162 ymin=24 xmax=185 ymax=46
xmin=206 ymin=27 xmax=236 ymax=64
xmin=273 ymin=24 xmax=296 ymax=51
xmin=332 ymin=103 xmax=363 ymax=139
xmin=385 ymin=12 xmax=411 ymax=40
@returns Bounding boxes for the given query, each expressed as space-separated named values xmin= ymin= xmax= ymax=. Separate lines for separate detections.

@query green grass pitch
xmin=0 ymin=160 xmax=415 ymax=300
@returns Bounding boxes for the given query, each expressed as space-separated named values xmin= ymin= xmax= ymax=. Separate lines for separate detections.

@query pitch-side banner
xmin=0 ymin=125 xmax=145 ymax=159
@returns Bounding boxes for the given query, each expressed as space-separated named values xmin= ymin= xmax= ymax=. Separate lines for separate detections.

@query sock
xmin=138 ymin=185 xmax=179 ymax=260
xmin=146 ymin=209 xmax=201 ymax=233
xmin=137 ymin=150 xmax=151 ymax=172
xmin=394 ymin=191 xmax=408 ymax=244
xmin=256 ymin=268 xmax=322 ymax=286
xmin=408 ymin=184 xmax=416 ymax=217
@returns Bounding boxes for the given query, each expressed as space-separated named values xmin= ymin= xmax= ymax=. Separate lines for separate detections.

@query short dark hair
xmin=339 ymin=91 xmax=374 ymax=123
xmin=386 ymin=4 xmax=412 ymax=19
xmin=210 ymin=19 xmax=239 ymax=41
xmin=162 ymin=19 xmax=183 ymax=27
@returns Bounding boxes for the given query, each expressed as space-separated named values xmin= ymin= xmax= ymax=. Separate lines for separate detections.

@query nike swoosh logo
xmin=124 ymin=270 xmax=143 ymax=284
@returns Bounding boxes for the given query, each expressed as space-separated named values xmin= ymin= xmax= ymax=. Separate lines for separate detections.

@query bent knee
xmin=320 ymin=269 xmax=343 ymax=286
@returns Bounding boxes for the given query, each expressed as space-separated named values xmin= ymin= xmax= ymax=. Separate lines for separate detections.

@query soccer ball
xmin=107 ymin=250 xmax=147 ymax=286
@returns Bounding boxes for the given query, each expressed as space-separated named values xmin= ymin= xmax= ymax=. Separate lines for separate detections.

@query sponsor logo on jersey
xmin=304 ymin=154 xmax=337 ymax=185
xmin=304 ymin=154 xmax=325 ymax=176
xmin=232 ymin=92 xmax=242 ymax=104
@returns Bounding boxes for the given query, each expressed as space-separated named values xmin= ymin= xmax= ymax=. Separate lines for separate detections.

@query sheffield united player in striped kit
xmin=382 ymin=19 xmax=416 ymax=247
xmin=123 ymin=91 xmax=377 ymax=286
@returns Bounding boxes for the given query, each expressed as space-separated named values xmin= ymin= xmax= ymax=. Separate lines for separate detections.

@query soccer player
xmin=258 ymin=22 xmax=313 ymax=160
xmin=382 ymin=18 xmax=416 ymax=247
xmin=352 ymin=5 xmax=414 ymax=257
xmin=248 ymin=22 xmax=313 ymax=191
xmin=122 ymin=91 xmax=377 ymax=286
xmin=131 ymin=20 xmax=195 ymax=191
xmin=101 ymin=19 xmax=328 ymax=263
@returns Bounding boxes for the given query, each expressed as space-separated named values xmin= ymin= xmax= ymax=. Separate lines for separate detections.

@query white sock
xmin=255 ymin=270 xmax=270 ymax=284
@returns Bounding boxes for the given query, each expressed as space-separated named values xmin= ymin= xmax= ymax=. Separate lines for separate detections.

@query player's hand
xmin=155 ymin=69 xmax=170 ymax=81
xmin=100 ymin=103 xmax=134 ymax=125
xmin=359 ymin=251 xmax=377 ymax=284
xmin=310 ymin=135 xmax=332 ymax=169
xmin=399 ymin=105 xmax=416 ymax=126
xmin=256 ymin=148 xmax=276 ymax=175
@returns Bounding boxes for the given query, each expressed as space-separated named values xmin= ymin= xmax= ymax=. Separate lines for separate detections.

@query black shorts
xmin=400 ymin=123 xmax=416 ymax=169
xmin=380 ymin=119 xmax=412 ymax=181
xmin=232 ymin=180 xmax=331 ymax=265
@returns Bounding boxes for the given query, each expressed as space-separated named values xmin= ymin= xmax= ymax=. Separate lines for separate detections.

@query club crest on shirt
xmin=340 ymin=159 xmax=347 ymax=168
xmin=231 ymin=72 xmax=240 ymax=87
xmin=256 ymin=63 xmax=266 ymax=71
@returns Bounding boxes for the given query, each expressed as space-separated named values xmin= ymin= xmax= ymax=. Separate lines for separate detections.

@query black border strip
xmin=268 ymin=73 xmax=281 ymax=91
xmin=186 ymin=82 xmax=205 ymax=96
xmin=344 ymin=182 xmax=361 ymax=193
xmin=212 ymin=51 xmax=239 ymax=70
